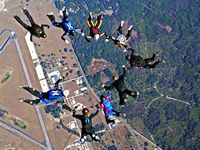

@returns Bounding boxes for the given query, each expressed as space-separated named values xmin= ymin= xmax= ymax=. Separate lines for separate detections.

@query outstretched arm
xmin=106 ymin=95 xmax=112 ymax=101
xmin=72 ymin=110 xmax=82 ymax=120
xmin=104 ymin=83 xmax=115 ymax=91
xmin=91 ymin=109 xmax=99 ymax=118
xmin=120 ymin=66 xmax=126 ymax=80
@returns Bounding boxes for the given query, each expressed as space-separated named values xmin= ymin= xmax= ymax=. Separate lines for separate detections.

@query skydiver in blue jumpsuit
xmin=47 ymin=7 xmax=84 ymax=43
xmin=99 ymin=95 xmax=121 ymax=129
xmin=20 ymin=79 xmax=66 ymax=105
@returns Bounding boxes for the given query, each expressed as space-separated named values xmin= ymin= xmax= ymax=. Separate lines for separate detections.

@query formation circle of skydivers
xmin=14 ymin=7 xmax=162 ymax=144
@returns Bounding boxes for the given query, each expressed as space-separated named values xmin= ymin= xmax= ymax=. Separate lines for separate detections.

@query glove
xmin=81 ymin=32 xmax=85 ymax=36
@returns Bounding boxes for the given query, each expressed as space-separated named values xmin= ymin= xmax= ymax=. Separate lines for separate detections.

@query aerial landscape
xmin=0 ymin=0 xmax=199 ymax=150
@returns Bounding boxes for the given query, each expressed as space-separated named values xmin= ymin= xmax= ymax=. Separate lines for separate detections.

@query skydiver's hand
xmin=81 ymin=32 xmax=85 ymax=36
xmin=123 ymin=49 xmax=127 ymax=52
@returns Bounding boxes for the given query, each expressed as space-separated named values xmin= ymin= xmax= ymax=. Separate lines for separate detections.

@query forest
xmin=54 ymin=0 xmax=200 ymax=149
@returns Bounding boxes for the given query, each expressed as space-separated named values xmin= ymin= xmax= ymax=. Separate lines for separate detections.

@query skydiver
xmin=105 ymin=21 xmax=133 ymax=52
xmin=47 ymin=7 xmax=84 ymax=44
xmin=126 ymin=48 xmax=161 ymax=69
xmin=19 ymin=79 xmax=66 ymax=105
xmin=14 ymin=9 xmax=49 ymax=41
xmin=99 ymin=95 xmax=121 ymax=129
xmin=72 ymin=107 xmax=100 ymax=143
xmin=85 ymin=12 xmax=106 ymax=42
xmin=102 ymin=66 xmax=139 ymax=105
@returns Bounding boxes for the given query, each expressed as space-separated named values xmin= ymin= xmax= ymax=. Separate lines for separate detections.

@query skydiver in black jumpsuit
xmin=72 ymin=107 xmax=100 ymax=143
xmin=103 ymin=66 xmax=139 ymax=105
xmin=126 ymin=48 xmax=161 ymax=69
xmin=14 ymin=9 xmax=49 ymax=41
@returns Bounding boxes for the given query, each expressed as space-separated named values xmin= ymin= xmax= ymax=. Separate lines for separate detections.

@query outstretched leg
xmin=20 ymin=98 xmax=41 ymax=105
xmin=123 ymin=89 xmax=139 ymax=98
xmin=87 ymin=12 xmax=94 ymax=27
xmin=21 ymin=85 xmax=40 ymax=97
xmin=80 ymin=131 xmax=87 ymax=143
xmin=95 ymin=13 xmax=103 ymax=29
xmin=117 ymin=21 xmax=124 ymax=34
xmin=126 ymin=25 xmax=133 ymax=40
xmin=61 ymin=32 xmax=67 ymax=41
xmin=89 ymin=132 xmax=100 ymax=141
xmin=119 ymin=92 xmax=126 ymax=105
xmin=144 ymin=52 xmax=158 ymax=63
xmin=14 ymin=16 xmax=30 ymax=31
xmin=23 ymin=9 xmax=35 ymax=26
xmin=143 ymin=60 xmax=161 ymax=69
xmin=62 ymin=7 xmax=69 ymax=21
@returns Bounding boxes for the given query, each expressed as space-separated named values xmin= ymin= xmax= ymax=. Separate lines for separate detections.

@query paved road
xmin=71 ymin=49 xmax=100 ymax=103
xmin=0 ymin=29 xmax=12 ymax=53
xmin=0 ymin=120 xmax=46 ymax=149
xmin=124 ymin=120 xmax=162 ymax=150
xmin=23 ymin=32 xmax=53 ymax=150
xmin=0 ymin=29 xmax=47 ymax=150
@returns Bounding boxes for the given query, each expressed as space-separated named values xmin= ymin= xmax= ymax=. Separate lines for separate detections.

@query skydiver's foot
xmin=92 ymin=134 xmax=100 ymax=141
xmin=121 ymin=20 xmax=124 ymax=27
xmin=23 ymin=9 xmax=28 ymax=14
xmin=20 ymin=84 xmax=28 ymax=89
xmin=155 ymin=51 xmax=159 ymax=57
xmin=108 ymin=123 xmax=113 ymax=129
xmin=65 ymin=39 xmax=69 ymax=44
xmin=124 ymin=98 xmax=128 ymax=103
xmin=19 ymin=98 xmax=34 ymax=105
xmin=131 ymin=91 xmax=139 ymax=98
xmin=62 ymin=6 xmax=66 ymax=12
xmin=125 ymin=55 xmax=130 ymax=60
xmin=19 ymin=98 xmax=25 ymax=102
xmin=128 ymin=25 xmax=133 ymax=31
xmin=89 ymin=12 xmax=93 ymax=18
xmin=80 ymin=136 xmax=87 ymax=143
xmin=47 ymin=12 xmax=54 ymax=16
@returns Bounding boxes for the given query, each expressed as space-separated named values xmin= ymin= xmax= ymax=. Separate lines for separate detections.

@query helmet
xmin=100 ymin=95 xmax=106 ymax=101
xmin=94 ymin=34 xmax=100 ymax=41
xmin=82 ymin=108 xmax=89 ymax=115
xmin=69 ymin=30 xmax=77 ymax=36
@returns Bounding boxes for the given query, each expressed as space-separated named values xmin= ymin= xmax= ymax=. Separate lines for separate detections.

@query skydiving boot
xmin=92 ymin=134 xmax=100 ymax=141
xmin=128 ymin=25 xmax=133 ymax=31
xmin=80 ymin=136 xmax=87 ymax=143
xmin=121 ymin=20 xmax=124 ymax=27
xmin=131 ymin=91 xmax=139 ymax=98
